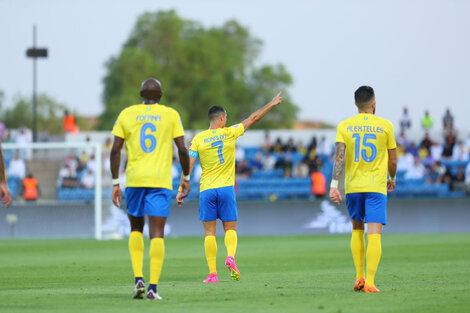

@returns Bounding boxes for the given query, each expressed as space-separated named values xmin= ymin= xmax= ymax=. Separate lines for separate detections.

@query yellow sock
xmin=365 ymin=234 xmax=382 ymax=286
xmin=149 ymin=238 xmax=165 ymax=285
xmin=128 ymin=231 xmax=144 ymax=278
xmin=351 ymin=229 xmax=365 ymax=280
xmin=204 ymin=236 xmax=217 ymax=274
xmin=224 ymin=230 xmax=237 ymax=257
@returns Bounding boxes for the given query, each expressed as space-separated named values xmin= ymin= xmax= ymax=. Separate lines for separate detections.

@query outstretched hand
xmin=271 ymin=91 xmax=283 ymax=106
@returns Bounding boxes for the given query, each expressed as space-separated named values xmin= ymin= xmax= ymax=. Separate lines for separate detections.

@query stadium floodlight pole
xmin=26 ymin=25 xmax=48 ymax=142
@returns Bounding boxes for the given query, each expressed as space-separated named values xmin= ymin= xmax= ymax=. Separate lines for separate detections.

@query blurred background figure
xmin=7 ymin=152 xmax=25 ymax=180
xmin=421 ymin=110 xmax=434 ymax=131
xmin=63 ymin=110 xmax=79 ymax=135
xmin=399 ymin=107 xmax=412 ymax=134
xmin=442 ymin=108 xmax=454 ymax=135
xmin=22 ymin=173 xmax=40 ymax=201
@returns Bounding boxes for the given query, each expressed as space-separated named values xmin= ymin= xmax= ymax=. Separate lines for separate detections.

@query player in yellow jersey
xmin=329 ymin=86 xmax=397 ymax=293
xmin=110 ymin=78 xmax=190 ymax=300
xmin=176 ymin=92 xmax=283 ymax=283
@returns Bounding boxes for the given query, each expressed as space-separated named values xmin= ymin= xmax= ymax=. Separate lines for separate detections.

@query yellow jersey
xmin=189 ymin=124 xmax=245 ymax=192
xmin=335 ymin=113 xmax=396 ymax=195
xmin=112 ymin=104 xmax=184 ymax=189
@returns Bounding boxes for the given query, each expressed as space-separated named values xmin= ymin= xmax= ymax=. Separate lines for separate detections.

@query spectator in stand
xmin=399 ymin=107 xmax=412 ymax=134
xmin=63 ymin=110 xmax=79 ymax=134
xmin=422 ymin=149 xmax=436 ymax=168
xmin=7 ymin=153 xmax=26 ymax=179
xmin=420 ymin=132 xmax=433 ymax=151
xmin=81 ymin=169 xmax=95 ymax=189
xmin=58 ymin=163 xmax=80 ymax=188
xmin=408 ymin=142 xmax=419 ymax=158
xmin=397 ymin=132 xmax=409 ymax=148
xmin=261 ymin=131 xmax=272 ymax=153
xmin=235 ymin=159 xmax=251 ymax=179
xmin=272 ymin=138 xmax=284 ymax=153
xmin=450 ymin=166 xmax=466 ymax=191
xmin=264 ymin=151 xmax=276 ymax=171
xmin=426 ymin=161 xmax=445 ymax=184
xmin=316 ymin=136 xmax=331 ymax=155
xmin=442 ymin=108 xmax=454 ymax=135
xmin=235 ymin=145 xmax=245 ymax=166
xmin=296 ymin=140 xmax=307 ymax=155
xmin=441 ymin=131 xmax=456 ymax=160
xmin=284 ymin=138 xmax=296 ymax=153
xmin=293 ymin=159 xmax=309 ymax=178
xmin=404 ymin=157 xmax=426 ymax=180
xmin=421 ymin=110 xmax=434 ymax=131
xmin=307 ymin=136 xmax=317 ymax=152
xmin=22 ymin=173 xmax=40 ymax=201
xmin=310 ymin=169 xmax=326 ymax=198
xmin=274 ymin=150 xmax=287 ymax=171
xmin=251 ymin=152 xmax=264 ymax=171
xmin=397 ymin=149 xmax=414 ymax=172
xmin=452 ymin=141 xmax=469 ymax=162
xmin=15 ymin=127 xmax=32 ymax=160
xmin=283 ymin=154 xmax=293 ymax=177
xmin=430 ymin=142 xmax=443 ymax=161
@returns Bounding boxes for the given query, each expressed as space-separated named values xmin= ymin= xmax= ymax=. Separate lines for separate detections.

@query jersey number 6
xmin=211 ymin=141 xmax=225 ymax=164
xmin=352 ymin=133 xmax=377 ymax=163
xmin=140 ymin=123 xmax=157 ymax=153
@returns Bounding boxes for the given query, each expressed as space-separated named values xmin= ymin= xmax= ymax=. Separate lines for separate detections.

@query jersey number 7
xmin=211 ymin=141 xmax=225 ymax=164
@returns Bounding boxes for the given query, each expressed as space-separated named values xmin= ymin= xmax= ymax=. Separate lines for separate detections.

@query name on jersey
xmin=136 ymin=115 xmax=161 ymax=122
xmin=346 ymin=125 xmax=384 ymax=133
xmin=204 ymin=134 xmax=227 ymax=143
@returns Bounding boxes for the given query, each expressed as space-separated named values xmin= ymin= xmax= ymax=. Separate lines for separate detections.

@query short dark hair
xmin=208 ymin=106 xmax=226 ymax=121
xmin=354 ymin=86 xmax=375 ymax=108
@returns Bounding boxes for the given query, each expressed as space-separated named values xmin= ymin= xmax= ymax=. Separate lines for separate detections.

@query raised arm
xmin=110 ymin=136 xmax=124 ymax=207
xmin=0 ymin=144 xmax=12 ymax=207
xmin=329 ymin=142 xmax=346 ymax=205
xmin=241 ymin=92 xmax=283 ymax=131
xmin=387 ymin=148 xmax=397 ymax=191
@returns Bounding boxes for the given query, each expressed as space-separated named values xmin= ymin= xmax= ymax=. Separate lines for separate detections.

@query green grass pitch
xmin=0 ymin=234 xmax=469 ymax=313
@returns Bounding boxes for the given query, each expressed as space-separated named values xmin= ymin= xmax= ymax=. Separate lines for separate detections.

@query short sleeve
xmin=112 ymin=112 xmax=125 ymax=139
xmin=228 ymin=123 xmax=245 ymax=139
xmin=172 ymin=111 xmax=185 ymax=139
xmin=386 ymin=122 xmax=397 ymax=149
xmin=335 ymin=122 xmax=345 ymax=143
xmin=189 ymin=136 xmax=198 ymax=158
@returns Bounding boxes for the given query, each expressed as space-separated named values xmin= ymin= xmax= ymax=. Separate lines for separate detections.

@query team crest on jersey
xmin=364 ymin=117 xmax=368 ymax=120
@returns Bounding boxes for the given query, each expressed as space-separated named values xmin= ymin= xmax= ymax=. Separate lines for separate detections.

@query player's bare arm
xmin=329 ymin=142 xmax=346 ymax=205
xmin=110 ymin=135 xmax=124 ymax=207
xmin=387 ymin=148 xmax=397 ymax=192
xmin=174 ymin=136 xmax=191 ymax=199
xmin=176 ymin=156 xmax=197 ymax=206
xmin=0 ymin=143 xmax=12 ymax=207
xmin=241 ymin=91 xmax=283 ymax=131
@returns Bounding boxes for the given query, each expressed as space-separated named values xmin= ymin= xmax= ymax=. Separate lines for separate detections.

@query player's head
xmin=354 ymin=86 xmax=376 ymax=114
xmin=140 ymin=78 xmax=162 ymax=103
xmin=208 ymin=105 xmax=227 ymax=127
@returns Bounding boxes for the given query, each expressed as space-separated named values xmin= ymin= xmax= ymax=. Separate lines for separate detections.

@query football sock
xmin=365 ymin=234 xmax=382 ymax=286
xmin=351 ymin=229 xmax=365 ymax=279
xmin=129 ymin=231 xmax=144 ymax=279
xmin=224 ymin=230 xmax=237 ymax=257
xmin=135 ymin=277 xmax=144 ymax=285
xmin=148 ymin=284 xmax=157 ymax=293
xmin=204 ymin=236 xmax=218 ymax=274
xmin=149 ymin=238 xmax=165 ymax=285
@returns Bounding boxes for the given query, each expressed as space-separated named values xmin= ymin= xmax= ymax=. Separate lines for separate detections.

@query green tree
xmin=100 ymin=10 xmax=298 ymax=130
xmin=1 ymin=93 xmax=67 ymax=134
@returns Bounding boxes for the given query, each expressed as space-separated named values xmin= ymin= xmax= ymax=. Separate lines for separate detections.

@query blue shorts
xmin=199 ymin=186 xmax=238 ymax=222
xmin=346 ymin=192 xmax=387 ymax=225
xmin=125 ymin=187 xmax=172 ymax=218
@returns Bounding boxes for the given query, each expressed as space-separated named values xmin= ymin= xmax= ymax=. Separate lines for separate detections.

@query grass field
xmin=0 ymin=234 xmax=469 ymax=313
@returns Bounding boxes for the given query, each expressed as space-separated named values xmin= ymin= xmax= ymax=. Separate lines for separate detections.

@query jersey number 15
xmin=352 ymin=133 xmax=377 ymax=162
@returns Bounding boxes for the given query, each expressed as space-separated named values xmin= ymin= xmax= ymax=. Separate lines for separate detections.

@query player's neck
xmin=209 ymin=122 xmax=223 ymax=129
xmin=142 ymin=99 xmax=159 ymax=104
xmin=358 ymin=109 xmax=374 ymax=114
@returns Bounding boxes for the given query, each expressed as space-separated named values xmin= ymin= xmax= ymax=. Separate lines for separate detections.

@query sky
xmin=1 ymin=0 xmax=469 ymax=134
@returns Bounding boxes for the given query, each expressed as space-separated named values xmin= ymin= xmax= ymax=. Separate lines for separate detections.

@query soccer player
xmin=329 ymin=86 xmax=397 ymax=293
xmin=0 ymin=143 xmax=12 ymax=207
xmin=111 ymin=78 xmax=190 ymax=300
xmin=176 ymin=92 xmax=283 ymax=283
